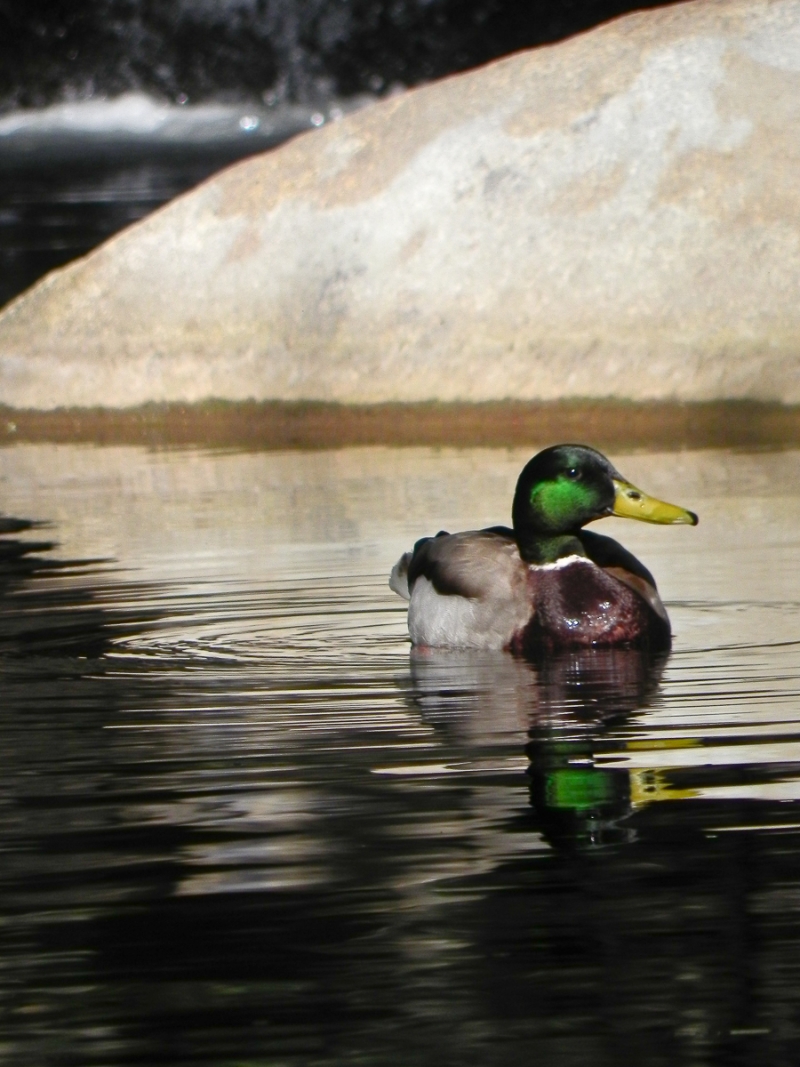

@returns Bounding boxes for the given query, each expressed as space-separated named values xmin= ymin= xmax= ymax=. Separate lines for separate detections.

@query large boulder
xmin=2 ymin=0 xmax=800 ymax=409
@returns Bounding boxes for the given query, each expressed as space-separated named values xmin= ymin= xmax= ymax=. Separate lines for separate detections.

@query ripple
xmin=1 ymin=444 xmax=800 ymax=1064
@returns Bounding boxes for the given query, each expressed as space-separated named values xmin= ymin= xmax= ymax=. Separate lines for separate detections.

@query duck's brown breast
xmin=520 ymin=557 xmax=670 ymax=652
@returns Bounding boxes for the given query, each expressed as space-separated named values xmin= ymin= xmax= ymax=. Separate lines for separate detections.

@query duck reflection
xmin=408 ymin=644 xmax=666 ymax=850
xmin=525 ymin=647 xmax=666 ymax=849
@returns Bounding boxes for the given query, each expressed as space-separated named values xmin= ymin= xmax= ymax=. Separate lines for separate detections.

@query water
xmin=1 ymin=443 xmax=800 ymax=1065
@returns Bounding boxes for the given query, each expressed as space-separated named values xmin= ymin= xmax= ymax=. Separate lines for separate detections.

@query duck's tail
xmin=389 ymin=552 xmax=412 ymax=600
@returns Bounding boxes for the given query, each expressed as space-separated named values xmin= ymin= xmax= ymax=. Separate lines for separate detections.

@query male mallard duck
xmin=389 ymin=444 xmax=697 ymax=653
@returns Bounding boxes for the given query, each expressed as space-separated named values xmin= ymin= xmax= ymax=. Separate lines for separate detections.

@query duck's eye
xmin=565 ymin=468 xmax=580 ymax=480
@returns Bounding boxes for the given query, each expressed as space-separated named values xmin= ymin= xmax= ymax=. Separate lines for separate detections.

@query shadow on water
xmin=0 ymin=516 xmax=114 ymax=659
xmin=0 ymin=519 xmax=194 ymax=1066
xmin=0 ymin=520 xmax=404 ymax=1067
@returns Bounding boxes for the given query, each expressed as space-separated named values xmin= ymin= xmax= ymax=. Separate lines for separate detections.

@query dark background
xmin=1 ymin=0 xmax=681 ymax=109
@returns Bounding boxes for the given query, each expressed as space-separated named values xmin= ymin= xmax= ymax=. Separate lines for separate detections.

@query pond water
xmin=1 ymin=443 xmax=800 ymax=1066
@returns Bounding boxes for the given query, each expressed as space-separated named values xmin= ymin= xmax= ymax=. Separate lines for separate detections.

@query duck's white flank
xmin=408 ymin=577 xmax=524 ymax=650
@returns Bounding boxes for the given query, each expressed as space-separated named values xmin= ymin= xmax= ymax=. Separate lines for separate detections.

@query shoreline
xmin=2 ymin=399 xmax=800 ymax=451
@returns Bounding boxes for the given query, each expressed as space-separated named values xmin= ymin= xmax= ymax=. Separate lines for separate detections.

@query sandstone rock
xmin=2 ymin=0 xmax=800 ymax=409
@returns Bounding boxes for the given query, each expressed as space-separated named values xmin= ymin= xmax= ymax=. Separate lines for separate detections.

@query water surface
xmin=1 ymin=444 xmax=800 ymax=1066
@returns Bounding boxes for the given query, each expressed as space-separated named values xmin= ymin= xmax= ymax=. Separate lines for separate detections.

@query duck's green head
xmin=512 ymin=444 xmax=698 ymax=562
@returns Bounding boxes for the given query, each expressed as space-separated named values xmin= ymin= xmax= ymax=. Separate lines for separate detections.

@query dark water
xmin=2 ymin=444 xmax=800 ymax=1065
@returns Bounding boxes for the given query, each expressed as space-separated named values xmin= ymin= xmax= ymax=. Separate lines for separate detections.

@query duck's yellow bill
xmin=612 ymin=479 xmax=698 ymax=525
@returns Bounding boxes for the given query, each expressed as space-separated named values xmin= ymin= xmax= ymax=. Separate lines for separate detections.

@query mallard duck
xmin=389 ymin=444 xmax=697 ymax=653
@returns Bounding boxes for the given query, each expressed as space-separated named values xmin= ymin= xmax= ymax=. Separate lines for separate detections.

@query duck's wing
xmin=389 ymin=530 xmax=450 ymax=600
xmin=389 ymin=528 xmax=519 ymax=600
xmin=406 ymin=528 xmax=520 ymax=598
xmin=578 ymin=529 xmax=668 ymax=623
xmin=398 ymin=529 xmax=533 ymax=650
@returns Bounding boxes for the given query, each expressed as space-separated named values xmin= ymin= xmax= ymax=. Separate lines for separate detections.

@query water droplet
xmin=239 ymin=115 xmax=260 ymax=132
xmin=310 ymin=112 xmax=325 ymax=127
xmin=176 ymin=92 xmax=189 ymax=106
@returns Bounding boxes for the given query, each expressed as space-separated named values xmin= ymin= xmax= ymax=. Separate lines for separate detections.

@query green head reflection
xmin=525 ymin=647 xmax=667 ymax=849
